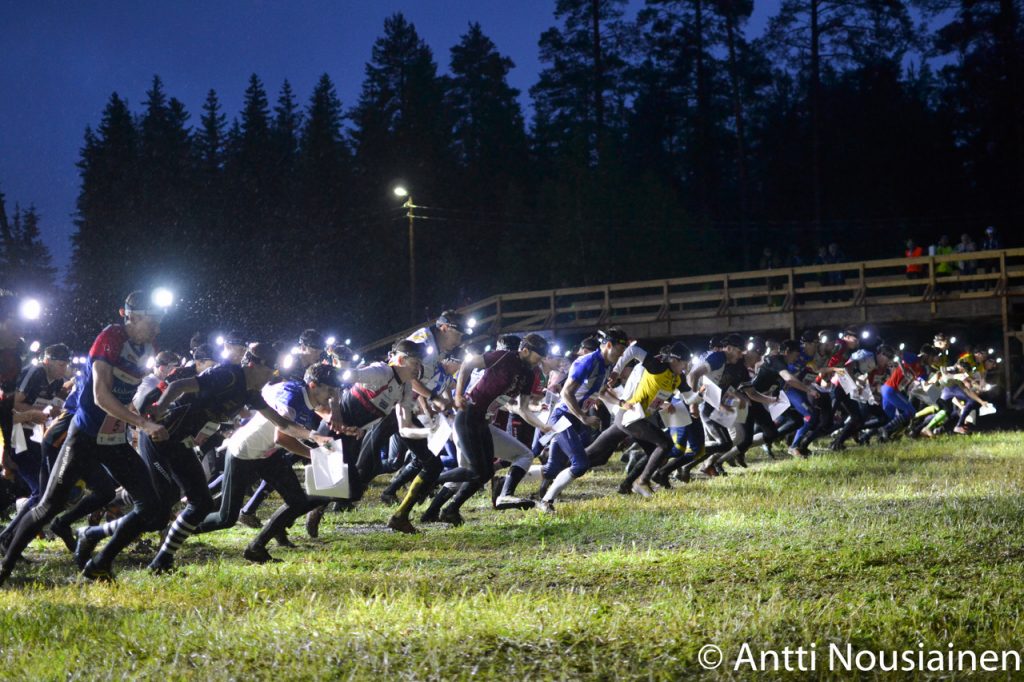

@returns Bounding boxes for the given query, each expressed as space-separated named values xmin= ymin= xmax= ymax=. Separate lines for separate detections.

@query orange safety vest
xmin=905 ymin=246 xmax=923 ymax=273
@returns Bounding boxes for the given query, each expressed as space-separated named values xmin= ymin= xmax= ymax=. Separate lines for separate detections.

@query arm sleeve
xmin=89 ymin=327 xmax=124 ymax=364
xmin=612 ymin=345 xmax=646 ymax=375
xmin=17 ymin=367 xmax=44 ymax=403
xmin=349 ymin=365 xmax=394 ymax=390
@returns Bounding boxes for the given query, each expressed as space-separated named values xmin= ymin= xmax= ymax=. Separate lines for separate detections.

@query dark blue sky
xmin=0 ymin=1 xmax=778 ymax=272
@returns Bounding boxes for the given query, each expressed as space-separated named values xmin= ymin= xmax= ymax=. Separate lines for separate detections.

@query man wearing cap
xmin=822 ymin=329 xmax=863 ymax=451
xmin=676 ymin=334 xmax=746 ymax=479
xmin=130 ymin=342 xmax=320 ymax=572
xmin=371 ymin=311 xmax=464 ymax=501
xmin=777 ymin=331 xmax=825 ymax=457
xmin=533 ymin=328 xmax=629 ymax=511
xmin=374 ymin=312 xmax=466 ymax=506
xmin=279 ymin=329 xmax=326 ymax=383
xmin=421 ymin=333 xmax=551 ymax=526
xmin=182 ymin=363 xmax=340 ymax=563
xmin=0 ymin=344 xmax=71 ymax=551
xmin=238 ymin=329 xmax=327 ymax=528
xmin=0 ymin=290 xmax=170 ymax=584
xmin=306 ymin=324 xmax=454 ymax=534
xmin=610 ymin=341 xmax=694 ymax=498
xmin=268 ymin=340 xmax=427 ymax=537
xmin=222 ymin=331 xmax=248 ymax=364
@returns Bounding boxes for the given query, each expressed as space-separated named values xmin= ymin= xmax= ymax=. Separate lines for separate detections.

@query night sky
xmin=0 ymin=1 xmax=778 ymax=272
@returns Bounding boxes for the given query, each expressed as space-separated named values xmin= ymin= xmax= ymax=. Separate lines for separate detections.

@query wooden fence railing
xmin=362 ymin=247 xmax=1024 ymax=353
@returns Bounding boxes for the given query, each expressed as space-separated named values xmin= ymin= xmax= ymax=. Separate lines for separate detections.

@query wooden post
xmin=928 ymin=254 xmax=937 ymax=315
xmin=1001 ymin=252 xmax=1012 ymax=405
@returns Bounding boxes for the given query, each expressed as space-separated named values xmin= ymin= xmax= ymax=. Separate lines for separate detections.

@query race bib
xmin=193 ymin=421 xmax=220 ymax=448
xmin=96 ymin=414 xmax=127 ymax=445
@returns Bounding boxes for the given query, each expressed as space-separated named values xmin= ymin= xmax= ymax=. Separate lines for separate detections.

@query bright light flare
xmin=352 ymin=353 xmax=360 ymax=362
xmin=467 ymin=317 xmax=477 ymax=329
xmin=282 ymin=355 xmax=295 ymax=370
xmin=861 ymin=330 xmax=871 ymax=340
xmin=393 ymin=186 xmax=409 ymax=198
xmin=220 ymin=348 xmax=231 ymax=360
xmin=152 ymin=287 xmax=174 ymax=309
xmin=326 ymin=336 xmax=337 ymax=346
xmin=29 ymin=340 xmax=41 ymax=353
xmin=19 ymin=298 xmax=42 ymax=321
xmin=216 ymin=335 xmax=225 ymax=346
xmin=950 ymin=336 xmax=957 ymax=344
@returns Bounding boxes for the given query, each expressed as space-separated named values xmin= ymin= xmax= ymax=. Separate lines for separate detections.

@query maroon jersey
xmin=464 ymin=351 xmax=535 ymax=419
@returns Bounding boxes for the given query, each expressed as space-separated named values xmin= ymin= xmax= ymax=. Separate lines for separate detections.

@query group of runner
xmin=0 ymin=290 xmax=1001 ymax=583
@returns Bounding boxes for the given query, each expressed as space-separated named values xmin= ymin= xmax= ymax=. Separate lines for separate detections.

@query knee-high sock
xmin=152 ymin=513 xmax=196 ymax=560
xmin=500 ymin=466 xmax=527 ymax=497
xmin=544 ymin=468 xmax=576 ymax=502
xmin=394 ymin=475 xmax=428 ymax=519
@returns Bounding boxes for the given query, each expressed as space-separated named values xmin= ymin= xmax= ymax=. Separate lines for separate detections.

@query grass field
xmin=1 ymin=431 xmax=1023 ymax=680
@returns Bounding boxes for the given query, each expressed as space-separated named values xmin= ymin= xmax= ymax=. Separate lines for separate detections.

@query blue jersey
xmin=63 ymin=374 xmax=82 ymax=413
xmin=789 ymin=352 xmax=819 ymax=385
xmin=697 ymin=350 xmax=728 ymax=384
xmin=264 ymin=380 xmax=319 ymax=429
xmin=557 ymin=350 xmax=608 ymax=408
xmin=74 ymin=324 xmax=155 ymax=444
xmin=166 ymin=364 xmax=269 ymax=440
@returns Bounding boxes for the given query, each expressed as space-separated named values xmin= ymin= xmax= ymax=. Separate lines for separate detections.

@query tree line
xmin=2 ymin=0 xmax=1021 ymax=348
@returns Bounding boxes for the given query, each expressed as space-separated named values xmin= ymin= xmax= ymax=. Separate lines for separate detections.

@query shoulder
xmin=89 ymin=325 xmax=127 ymax=361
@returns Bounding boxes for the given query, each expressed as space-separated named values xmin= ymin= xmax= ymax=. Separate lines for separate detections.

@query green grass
xmin=2 ymin=432 xmax=1024 ymax=680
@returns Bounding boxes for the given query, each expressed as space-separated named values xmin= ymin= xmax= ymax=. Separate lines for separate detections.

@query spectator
xmin=825 ymin=242 xmax=845 ymax=287
xmin=813 ymin=245 xmax=829 ymax=288
xmin=759 ymin=247 xmax=779 ymax=271
xmin=905 ymin=238 xmax=924 ymax=279
xmin=784 ymin=244 xmax=804 ymax=268
xmin=979 ymin=225 xmax=1002 ymax=286
xmin=981 ymin=225 xmax=1001 ymax=251
xmin=935 ymin=234 xmax=955 ymax=293
xmin=956 ymin=233 xmax=978 ymax=288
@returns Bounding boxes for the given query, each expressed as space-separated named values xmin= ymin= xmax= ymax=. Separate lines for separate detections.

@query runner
xmin=0 ymin=290 xmax=169 ymax=584
xmin=137 ymin=342 xmax=317 ymax=572
xmin=423 ymin=333 xmax=551 ymax=525
xmin=534 ymin=328 xmax=629 ymax=512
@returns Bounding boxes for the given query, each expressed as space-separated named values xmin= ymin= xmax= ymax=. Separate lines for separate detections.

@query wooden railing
xmin=361 ymin=248 xmax=1024 ymax=356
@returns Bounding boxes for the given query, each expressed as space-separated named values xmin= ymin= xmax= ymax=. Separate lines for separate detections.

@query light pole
xmin=393 ymin=186 xmax=416 ymax=323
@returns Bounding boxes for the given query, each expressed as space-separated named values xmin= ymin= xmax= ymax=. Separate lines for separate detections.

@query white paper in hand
xmin=768 ymin=391 xmax=791 ymax=421
xmin=311 ymin=445 xmax=348 ymax=489
xmin=710 ymin=406 xmax=738 ymax=427
xmin=837 ymin=370 xmax=858 ymax=395
xmin=621 ymin=404 xmax=647 ymax=427
xmin=539 ymin=415 xmax=573 ymax=446
xmin=12 ymin=425 xmax=28 ymax=454
xmin=663 ymin=399 xmax=692 ymax=428
xmin=701 ymin=376 xmax=722 ymax=409
xmin=979 ymin=403 xmax=997 ymax=416
xmin=428 ymin=417 xmax=453 ymax=455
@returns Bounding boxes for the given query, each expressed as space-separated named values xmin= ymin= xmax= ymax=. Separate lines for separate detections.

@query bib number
xmin=194 ymin=421 xmax=220 ymax=448
xmin=97 ymin=415 xmax=127 ymax=445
